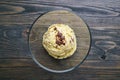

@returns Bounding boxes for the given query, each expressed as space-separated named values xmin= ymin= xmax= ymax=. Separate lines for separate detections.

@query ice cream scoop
xmin=42 ymin=24 xmax=77 ymax=59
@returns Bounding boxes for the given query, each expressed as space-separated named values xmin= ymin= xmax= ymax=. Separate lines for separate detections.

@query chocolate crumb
xmin=55 ymin=45 xmax=58 ymax=48
xmin=56 ymin=31 xmax=65 ymax=46
xmin=54 ymin=27 xmax=57 ymax=30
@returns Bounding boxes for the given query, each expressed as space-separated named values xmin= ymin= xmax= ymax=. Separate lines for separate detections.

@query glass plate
xmin=28 ymin=10 xmax=91 ymax=73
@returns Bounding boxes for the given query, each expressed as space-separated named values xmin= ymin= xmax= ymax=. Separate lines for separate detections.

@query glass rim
xmin=28 ymin=10 xmax=92 ymax=73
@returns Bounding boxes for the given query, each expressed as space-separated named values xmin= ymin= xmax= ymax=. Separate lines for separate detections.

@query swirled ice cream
xmin=42 ymin=24 xmax=77 ymax=59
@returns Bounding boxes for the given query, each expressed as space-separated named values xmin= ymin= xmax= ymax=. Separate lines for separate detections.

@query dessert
xmin=42 ymin=24 xmax=77 ymax=59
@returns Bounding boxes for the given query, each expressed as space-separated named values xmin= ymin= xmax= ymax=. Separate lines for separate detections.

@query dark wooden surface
xmin=0 ymin=0 xmax=120 ymax=80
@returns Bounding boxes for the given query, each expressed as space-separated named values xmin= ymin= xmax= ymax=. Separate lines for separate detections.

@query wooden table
xmin=0 ymin=0 xmax=120 ymax=80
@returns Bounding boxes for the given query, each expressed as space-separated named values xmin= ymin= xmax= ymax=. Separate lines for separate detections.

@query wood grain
xmin=0 ymin=0 xmax=120 ymax=80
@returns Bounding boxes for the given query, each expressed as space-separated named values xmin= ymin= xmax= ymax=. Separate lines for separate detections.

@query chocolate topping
xmin=56 ymin=31 xmax=65 ymax=45
xmin=54 ymin=27 xmax=57 ymax=30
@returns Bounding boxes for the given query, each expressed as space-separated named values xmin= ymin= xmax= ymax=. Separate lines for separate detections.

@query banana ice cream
xmin=42 ymin=24 xmax=77 ymax=59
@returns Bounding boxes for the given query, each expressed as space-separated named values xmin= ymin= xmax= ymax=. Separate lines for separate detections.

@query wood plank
xmin=0 ymin=68 xmax=119 ymax=80
xmin=0 ymin=59 xmax=34 ymax=68
xmin=0 ymin=25 xmax=31 ymax=58
xmin=0 ymin=59 xmax=120 ymax=69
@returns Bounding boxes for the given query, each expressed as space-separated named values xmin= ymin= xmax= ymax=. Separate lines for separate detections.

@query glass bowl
xmin=28 ymin=10 xmax=91 ymax=73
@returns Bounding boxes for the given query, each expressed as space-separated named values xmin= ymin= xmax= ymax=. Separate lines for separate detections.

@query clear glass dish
xmin=28 ymin=10 xmax=91 ymax=73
